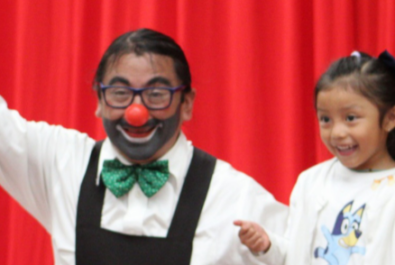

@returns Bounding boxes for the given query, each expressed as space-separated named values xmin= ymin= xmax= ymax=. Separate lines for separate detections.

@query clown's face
xmin=97 ymin=52 xmax=194 ymax=164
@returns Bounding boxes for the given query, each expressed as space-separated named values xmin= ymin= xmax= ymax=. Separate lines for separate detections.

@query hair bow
xmin=378 ymin=50 xmax=395 ymax=75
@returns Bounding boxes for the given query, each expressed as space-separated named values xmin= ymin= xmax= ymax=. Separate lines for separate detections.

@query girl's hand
xmin=233 ymin=220 xmax=271 ymax=253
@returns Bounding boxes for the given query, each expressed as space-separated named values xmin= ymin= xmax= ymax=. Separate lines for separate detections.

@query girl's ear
xmin=383 ymin=106 xmax=395 ymax=132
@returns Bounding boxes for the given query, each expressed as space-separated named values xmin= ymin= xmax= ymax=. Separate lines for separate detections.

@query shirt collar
xmin=96 ymin=132 xmax=193 ymax=191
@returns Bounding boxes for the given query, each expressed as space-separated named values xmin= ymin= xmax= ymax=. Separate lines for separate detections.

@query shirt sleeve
xmin=0 ymin=96 xmax=95 ymax=232
xmin=204 ymin=159 xmax=289 ymax=265
xmin=236 ymin=174 xmax=289 ymax=265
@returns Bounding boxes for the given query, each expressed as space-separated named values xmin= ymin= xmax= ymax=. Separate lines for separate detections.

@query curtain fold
xmin=1 ymin=1 xmax=395 ymax=263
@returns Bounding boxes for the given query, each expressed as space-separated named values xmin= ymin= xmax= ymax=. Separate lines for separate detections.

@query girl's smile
xmin=335 ymin=145 xmax=358 ymax=156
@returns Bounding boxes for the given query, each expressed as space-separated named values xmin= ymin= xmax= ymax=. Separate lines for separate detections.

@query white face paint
xmin=116 ymin=124 xmax=160 ymax=144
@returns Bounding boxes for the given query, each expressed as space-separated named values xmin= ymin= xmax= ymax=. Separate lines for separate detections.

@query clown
xmin=0 ymin=28 xmax=288 ymax=265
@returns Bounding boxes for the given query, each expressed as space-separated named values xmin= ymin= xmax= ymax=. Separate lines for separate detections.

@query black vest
xmin=76 ymin=142 xmax=216 ymax=265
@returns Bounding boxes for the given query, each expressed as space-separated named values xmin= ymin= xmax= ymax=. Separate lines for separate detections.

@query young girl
xmin=235 ymin=50 xmax=395 ymax=264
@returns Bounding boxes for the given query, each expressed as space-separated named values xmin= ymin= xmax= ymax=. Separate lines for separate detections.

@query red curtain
xmin=1 ymin=0 xmax=395 ymax=264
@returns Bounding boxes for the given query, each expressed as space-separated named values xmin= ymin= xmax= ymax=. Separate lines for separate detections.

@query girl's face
xmin=316 ymin=86 xmax=395 ymax=170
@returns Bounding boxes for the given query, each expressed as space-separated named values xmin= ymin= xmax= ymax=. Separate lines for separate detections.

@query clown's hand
xmin=234 ymin=220 xmax=271 ymax=254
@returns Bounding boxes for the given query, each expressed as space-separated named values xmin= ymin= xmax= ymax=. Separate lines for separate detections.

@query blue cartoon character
xmin=314 ymin=201 xmax=366 ymax=265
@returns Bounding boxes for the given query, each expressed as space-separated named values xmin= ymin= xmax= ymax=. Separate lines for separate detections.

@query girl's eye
xmin=319 ymin=116 xmax=330 ymax=123
xmin=346 ymin=115 xmax=356 ymax=122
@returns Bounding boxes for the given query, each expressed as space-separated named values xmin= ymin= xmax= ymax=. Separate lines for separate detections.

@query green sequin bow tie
xmin=101 ymin=159 xmax=170 ymax=198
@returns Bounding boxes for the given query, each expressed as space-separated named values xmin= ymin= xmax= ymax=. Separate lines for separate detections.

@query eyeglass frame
xmin=98 ymin=82 xmax=187 ymax=110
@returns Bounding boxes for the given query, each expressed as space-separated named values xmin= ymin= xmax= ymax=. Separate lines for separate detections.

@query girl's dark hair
xmin=94 ymin=28 xmax=191 ymax=97
xmin=314 ymin=51 xmax=395 ymax=159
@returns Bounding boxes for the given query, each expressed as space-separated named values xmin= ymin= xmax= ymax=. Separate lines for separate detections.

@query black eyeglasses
xmin=99 ymin=83 xmax=186 ymax=110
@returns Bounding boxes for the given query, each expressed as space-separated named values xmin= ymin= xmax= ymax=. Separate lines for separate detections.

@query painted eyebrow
xmin=107 ymin=76 xmax=173 ymax=87
xmin=108 ymin=77 xmax=130 ymax=86
xmin=146 ymin=76 xmax=172 ymax=86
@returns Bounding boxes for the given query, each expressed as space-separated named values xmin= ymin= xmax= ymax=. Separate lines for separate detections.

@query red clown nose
xmin=124 ymin=104 xmax=149 ymax=127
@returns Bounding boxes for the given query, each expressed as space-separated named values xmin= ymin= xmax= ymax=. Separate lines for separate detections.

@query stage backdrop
xmin=1 ymin=0 xmax=394 ymax=264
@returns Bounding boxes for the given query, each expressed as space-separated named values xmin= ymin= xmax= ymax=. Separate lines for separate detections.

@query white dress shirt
xmin=0 ymin=96 xmax=288 ymax=265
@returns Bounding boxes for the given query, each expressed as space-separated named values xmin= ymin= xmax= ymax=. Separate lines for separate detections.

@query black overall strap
xmin=76 ymin=141 xmax=104 ymax=229
xmin=76 ymin=142 xmax=216 ymax=264
xmin=167 ymin=147 xmax=216 ymax=240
